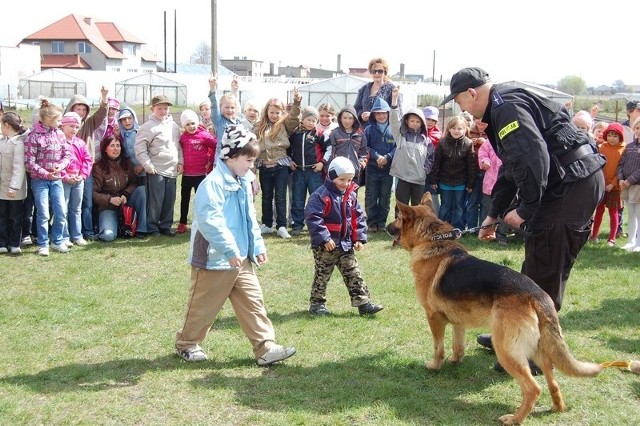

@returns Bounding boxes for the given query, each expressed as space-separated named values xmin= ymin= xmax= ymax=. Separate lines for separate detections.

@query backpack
xmin=118 ymin=204 xmax=137 ymax=238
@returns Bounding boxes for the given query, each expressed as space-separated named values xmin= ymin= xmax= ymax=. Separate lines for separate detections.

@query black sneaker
xmin=309 ymin=303 xmax=331 ymax=315
xmin=494 ymin=360 xmax=543 ymax=376
xmin=477 ymin=334 xmax=494 ymax=350
xmin=160 ymin=228 xmax=176 ymax=237
xmin=291 ymin=228 xmax=302 ymax=237
xmin=358 ymin=302 xmax=384 ymax=315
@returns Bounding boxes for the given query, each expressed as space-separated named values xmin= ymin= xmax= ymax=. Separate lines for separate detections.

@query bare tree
xmin=191 ymin=41 xmax=211 ymax=64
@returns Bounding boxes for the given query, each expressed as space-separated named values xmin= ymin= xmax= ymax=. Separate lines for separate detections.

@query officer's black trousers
xmin=521 ymin=170 xmax=605 ymax=311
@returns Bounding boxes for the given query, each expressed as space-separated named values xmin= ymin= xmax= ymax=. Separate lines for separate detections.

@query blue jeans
xmin=259 ymin=165 xmax=289 ymax=228
xmin=425 ymin=184 xmax=440 ymax=216
xmin=98 ymin=186 xmax=148 ymax=241
xmin=82 ymin=174 xmax=95 ymax=238
xmin=290 ymin=168 xmax=322 ymax=230
xmin=438 ymin=188 xmax=465 ymax=230
xmin=463 ymin=173 xmax=484 ymax=230
xmin=31 ymin=178 xmax=67 ymax=247
xmin=147 ymin=174 xmax=176 ymax=233
xmin=63 ymin=180 xmax=84 ymax=241
xmin=365 ymin=166 xmax=393 ymax=228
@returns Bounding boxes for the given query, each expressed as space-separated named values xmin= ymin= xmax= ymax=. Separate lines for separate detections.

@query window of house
xmin=52 ymin=41 xmax=64 ymax=54
xmin=123 ymin=44 xmax=137 ymax=56
xmin=78 ymin=42 xmax=92 ymax=53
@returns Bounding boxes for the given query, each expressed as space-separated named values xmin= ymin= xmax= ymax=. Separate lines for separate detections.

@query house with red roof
xmin=20 ymin=14 xmax=159 ymax=73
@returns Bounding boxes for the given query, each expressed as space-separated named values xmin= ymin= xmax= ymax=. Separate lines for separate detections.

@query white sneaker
xmin=633 ymin=246 xmax=640 ymax=253
xmin=176 ymin=345 xmax=208 ymax=362
xmin=37 ymin=247 xmax=49 ymax=256
xmin=260 ymin=224 xmax=274 ymax=234
xmin=256 ymin=345 xmax=296 ymax=366
xmin=277 ymin=226 xmax=291 ymax=239
xmin=9 ymin=247 xmax=22 ymax=255
xmin=622 ymin=242 xmax=637 ymax=251
xmin=51 ymin=243 xmax=70 ymax=253
xmin=21 ymin=236 xmax=33 ymax=246
xmin=73 ymin=238 xmax=88 ymax=246
xmin=64 ymin=240 xmax=74 ymax=248
xmin=0 ymin=247 xmax=8 ymax=254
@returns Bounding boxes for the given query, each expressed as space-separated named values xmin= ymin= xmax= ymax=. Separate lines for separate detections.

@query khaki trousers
xmin=175 ymin=259 xmax=276 ymax=359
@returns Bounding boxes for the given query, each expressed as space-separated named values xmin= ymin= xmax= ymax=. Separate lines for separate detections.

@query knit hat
xmin=328 ymin=156 xmax=355 ymax=180
xmin=61 ymin=111 xmax=81 ymax=127
xmin=572 ymin=110 xmax=593 ymax=130
xmin=107 ymin=97 xmax=120 ymax=109
xmin=243 ymin=99 xmax=260 ymax=113
xmin=423 ymin=106 xmax=439 ymax=121
xmin=301 ymin=106 xmax=319 ymax=121
xmin=198 ymin=99 xmax=210 ymax=110
xmin=603 ymin=122 xmax=624 ymax=141
xmin=221 ymin=125 xmax=256 ymax=160
xmin=180 ymin=109 xmax=199 ymax=127
xmin=371 ymin=98 xmax=390 ymax=113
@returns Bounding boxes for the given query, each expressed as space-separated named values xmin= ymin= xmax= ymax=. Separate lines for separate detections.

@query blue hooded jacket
xmin=118 ymin=107 xmax=141 ymax=168
xmin=364 ymin=98 xmax=395 ymax=171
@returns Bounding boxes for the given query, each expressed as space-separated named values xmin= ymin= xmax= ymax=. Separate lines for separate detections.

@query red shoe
xmin=176 ymin=223 xmax=188 ymax=234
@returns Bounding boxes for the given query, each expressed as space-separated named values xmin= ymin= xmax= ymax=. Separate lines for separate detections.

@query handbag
xmin=118 ymin=204 xmax=138 ymax=238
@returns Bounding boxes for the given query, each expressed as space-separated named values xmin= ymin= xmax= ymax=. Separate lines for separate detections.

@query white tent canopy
xmin=502 ymin=80 xmax=573 ymax=107
xmin=19 ymin=69 xmax=87 ymax=100
xmin=115 ymin=73 xmax=187 ymax=107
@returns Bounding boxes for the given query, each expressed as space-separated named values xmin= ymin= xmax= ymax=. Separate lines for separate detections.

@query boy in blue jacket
xmin=363 ymin=98 xmax=396 ymax=232
xmin=174 ymin=125 xmax=296 ymax=366
xmin=304 ymin=156 xmax=384 ymax=316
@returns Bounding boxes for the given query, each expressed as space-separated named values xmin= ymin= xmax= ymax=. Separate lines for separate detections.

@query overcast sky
xmin=2 ymin=0 xmax=637 ymax=87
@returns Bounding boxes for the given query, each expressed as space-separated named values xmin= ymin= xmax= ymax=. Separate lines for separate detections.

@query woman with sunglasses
xmin=354 ymin=58 xmax=401 ymax=126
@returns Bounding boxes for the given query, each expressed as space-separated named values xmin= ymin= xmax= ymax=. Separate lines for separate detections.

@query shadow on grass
xmin=211 ymin=310 xmax=371 ymax=330
xmin=561 ymin=297 xmax=640 ymax=352
xmin=77 ymin=233 xmax=190 ymax=251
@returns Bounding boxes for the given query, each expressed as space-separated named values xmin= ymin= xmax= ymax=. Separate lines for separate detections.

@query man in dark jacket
xmin=442 ymin=67 xmax=605 ymax=371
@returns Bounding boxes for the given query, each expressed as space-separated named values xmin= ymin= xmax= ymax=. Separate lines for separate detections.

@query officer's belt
xmin=557 ymin=144 xmax=594 ymax=167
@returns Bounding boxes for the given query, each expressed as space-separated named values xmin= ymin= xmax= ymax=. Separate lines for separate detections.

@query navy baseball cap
xmin=626 ymin=100 xmax=640 ymax=111
xmin=441 ymin=67 xmax=490 ymax=105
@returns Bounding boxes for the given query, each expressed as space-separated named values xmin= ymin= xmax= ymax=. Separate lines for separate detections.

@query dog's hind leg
xmin=495 ymin=349 xmax=542 ymax=425
xmin=531 ymin=353 xmax=566 ymax=413
xmin=426 ymin=312 xmax=447 ymax=370
xmin=450 ymin=324 xmax=465 ymax=364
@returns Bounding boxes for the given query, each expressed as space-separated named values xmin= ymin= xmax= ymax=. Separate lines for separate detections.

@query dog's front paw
xmin=426 ymin=359 xmax=444 ymax=370
xmin=498 ymin=414 xmax=519 ymax=425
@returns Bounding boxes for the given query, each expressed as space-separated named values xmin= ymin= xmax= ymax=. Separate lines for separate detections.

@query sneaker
xmin=176 ymin=223 xmax=188 ymax=234
xmin=0 ymin=247 xmax=7 ymax=254
xmin=37 ymin=246 xmax=49 ymax=256
xmin=176 ymin=345 xmax=208 ymax=362
xmin=64 ymin=240 xmax=74 ymax=248
xmin=634 ymin=246 xmax=640 ymax=253
xmin=160 ymin=228 xmax=176 ymax=237
xmin=607 ymin=239 xmax=616 ymax=247
xmin=51 ymin=243 xmax=70 ymax=253
xmin=309 ymin=303 xmax=331 ymax=315
xmin=291 ymin=228 xmax=302 ymax=237
xmin=368 ymin=224 xmax=378 ymax=233
xmin=85 ymin=234 xmax=98 ymax=241
xmin=73 ymin=238 xmax=88 ymax=246
xmin=256 ymin=345 xmax=296 ymax=366
xmin=358 ymin=302 xmax=384 ymax=315
xmin=21 ymin=236 xmax=33 ymax=246
xmin=277 ymin=226 xmax=291 ymax=239
xmin=477 ymin=333 xmax=494 ymax=350
xmin=9 ymin=247 xmax=22 ymax=255
xmin=260 ymin=224 xmax=274 ymax=234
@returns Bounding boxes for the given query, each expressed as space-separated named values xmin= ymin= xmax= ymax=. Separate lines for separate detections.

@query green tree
xmin=557 ymin=75 xmax=586 ymax=96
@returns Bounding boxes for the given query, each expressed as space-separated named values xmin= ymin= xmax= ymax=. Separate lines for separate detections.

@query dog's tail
xmin=537 ymin=301 xmax=603 ymax=377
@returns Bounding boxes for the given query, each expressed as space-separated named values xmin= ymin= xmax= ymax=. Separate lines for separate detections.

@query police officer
xmin=442 ymin=67 xmax=605 ymax=370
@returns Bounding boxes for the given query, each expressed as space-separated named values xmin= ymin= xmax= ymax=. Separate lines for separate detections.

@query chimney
xmin=270 ymin=63 xmax=275 ymax=75
xmin=84 ymin=17 xmax=94 ymax=26
xmin=400 ymin=63 xmax=405 ymax=79
xmin=337 ymin=54 xmax=342 ymax=73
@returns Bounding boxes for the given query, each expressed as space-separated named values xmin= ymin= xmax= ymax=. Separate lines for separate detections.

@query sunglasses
xmin=370 ymin=69 xmax=385 ymax=75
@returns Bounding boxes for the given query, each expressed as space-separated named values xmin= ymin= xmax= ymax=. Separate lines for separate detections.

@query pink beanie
xmin=61 ymin=112 xmax=81 ymax=127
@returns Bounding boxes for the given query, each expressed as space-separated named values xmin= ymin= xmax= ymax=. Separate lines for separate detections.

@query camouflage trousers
xmin=310 ymin=246 xmax=371 ymax=307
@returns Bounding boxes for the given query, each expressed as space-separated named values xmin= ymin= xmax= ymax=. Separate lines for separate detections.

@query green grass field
xmin=1 ymin=191 xmax=638 ymax=425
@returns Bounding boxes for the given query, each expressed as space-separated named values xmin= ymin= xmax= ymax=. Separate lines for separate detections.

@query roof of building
xmin=22 ymin=14 xmax=133 ymax=59
xmin=95 ymin=22 xmax=144 ymax=44
xmin=41 ymin=54 xmax=91 ymax=69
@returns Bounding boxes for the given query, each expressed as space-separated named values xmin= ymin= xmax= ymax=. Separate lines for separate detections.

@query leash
xmin=600 ymin=360 xmax=640 ymax=373
xmin=431 ymin=223 xmax=498 ymax=241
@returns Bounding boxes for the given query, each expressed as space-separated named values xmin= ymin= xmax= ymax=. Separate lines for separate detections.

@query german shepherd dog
xmin=386 ymin=193 xmax=603 ymax=425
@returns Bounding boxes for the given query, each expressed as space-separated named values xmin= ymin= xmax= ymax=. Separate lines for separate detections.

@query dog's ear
xmin=396 ymin=202 xmax=415 ymax=222
xmin=420 ymin=192 xmax=435 ymax=213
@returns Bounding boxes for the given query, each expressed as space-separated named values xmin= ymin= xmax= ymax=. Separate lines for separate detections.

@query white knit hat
xmin=328 ymin=156 xmax=355 ymax=180
xmin=180 ymin=109 xmax=199 ymax=127
xmin=221 ymin=125 xmax=256 ymax=160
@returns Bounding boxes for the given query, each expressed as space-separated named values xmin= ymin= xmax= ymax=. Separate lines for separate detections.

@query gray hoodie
xmin=65 ymin=94 xmax=108 ymax=161
xmin=389 ymin=108 xmax=434 ymax=185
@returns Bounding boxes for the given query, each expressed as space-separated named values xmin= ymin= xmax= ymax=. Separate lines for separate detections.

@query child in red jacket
xmin=177 ymin=109 xmax=217 ymax=234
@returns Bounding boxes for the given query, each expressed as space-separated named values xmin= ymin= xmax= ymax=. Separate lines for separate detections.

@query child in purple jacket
xmin=304 ymin=157 xmax=383 ymax=316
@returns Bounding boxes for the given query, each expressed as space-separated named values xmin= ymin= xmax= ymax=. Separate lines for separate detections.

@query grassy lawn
xmin=1 ymin=190 xmax=638 ymax=425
